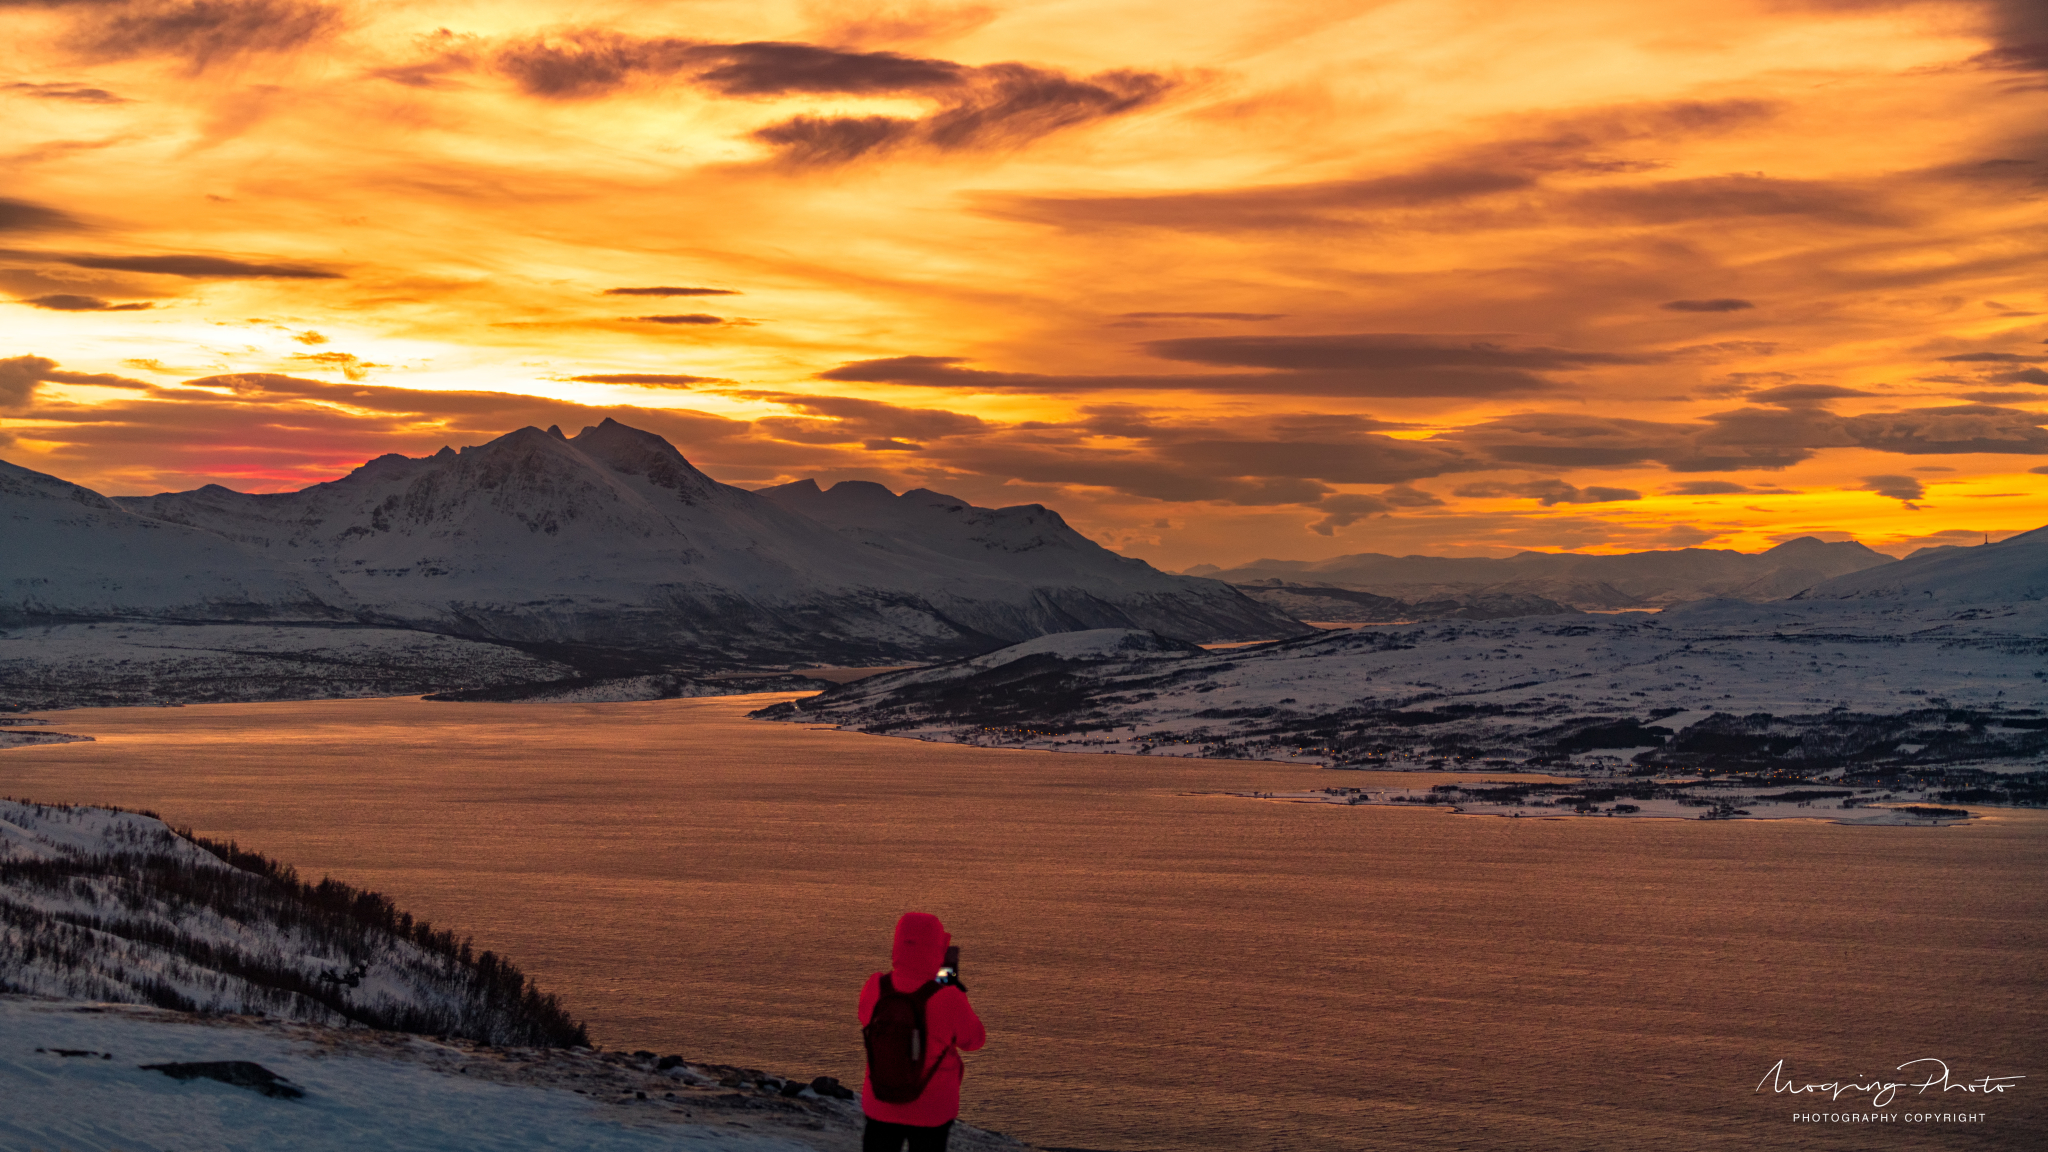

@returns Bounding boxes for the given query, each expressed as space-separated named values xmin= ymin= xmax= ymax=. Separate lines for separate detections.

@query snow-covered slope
xmin=0 ymin=623 xmax=578 ymax=710
xmin=0 ymin=800 xmax=585 ymax=1047
xmin=1 ymin=460 xmax=335 ymax=625
xmin=1193 ymin=536 xmax=1895 ymax=608
xmin=100 ymin=421 xmax=1300 ymax=661
xmin=1798 ymin=525 xmax=2048 ymax=602
xmin=0 ymin=997 xmax=1030 ymax=1152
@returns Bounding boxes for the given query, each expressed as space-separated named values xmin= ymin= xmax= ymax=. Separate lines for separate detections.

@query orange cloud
xmin=0 ymin=0 xmax=2042 ymax=566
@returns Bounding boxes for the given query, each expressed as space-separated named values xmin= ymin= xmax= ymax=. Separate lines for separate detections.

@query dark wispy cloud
xmin=1667 ymin=480 xmax=1754 ymax=495
xmin=630 ymin=313 xmax=724 ymax=325
xmin=602 ymin=286 xmax=740 ymax=297
xmin=1 ymin=81 xmax=128 ymax=103
xmin=1451 ymin=478 xmax=1642 ymax=505
xmin=1661 ymin=298 xmax=1753 ymax=312
xmin=0 ymin=249 xmax=341 ymax=278
xmin=755 ymin=115 xmax=914 ymax=164
xmin=464 ymin=25 xmax=1166 ymax=155
xmin=1141 ymin=333 xmax=1656 ymax=372
xmin=0 ymin=353 xmax=148 ymax=408
xmin=4 ymin=361 xmax=758 ymax=483
xmin=1448 ymin=398 xmax=2048 ymax=478
xmin=287 ymin=351 xmax=385 ymax=380
xmin=1563 ymin=175 xmax=1899 ymax=227
xmin=1990 ymin=367 xmax=2048 ymax=385
xmin=688 ymin=41 xmax=968 ymax=96
xmin=980 ymin=97 xmax=1780 ymax=231
xmin=0 ymin=198 xmax=79 ymax=233
xmin=1954 ymin=390 xmax=2042 ymax=402
xmin=1379 ymin=484 xmax=1445 ymax=507
xmin=18 ymin=293 xmax=151 ymax=311
xmin=1745 ymin=383 xmax=1875 ymax=405
xmin=1301 ymin=484 xmax=1447 ymax=534
xmin=818 ymin=353 xmax=1551 ymax=398
xmin=752 ymin=64 xmax=1171 ymax=164
xmin=407 ymin=28 xmax=1174 ymax=163
xmin=66 ymin=0 xmax=346 ymax=72
xmin=1306 ymin=492 xmax=1393 ymax=535
xmin=1118 ymin=311 xmax=1285 ymax=321
xmin=819 ymin=334 xmax=1650 ymax=398
xmin=568 ymin=373 xmax=729 ymax=387
xmin=985 ymin=166 xmax=1537 ymax=232
xmin=1841 ymin=404 xmax=2048 ymax=454
xmin=741 ymin=392 xmax=987 ymax=448
xmin=1963 ymin=0 xmax=2048 ymax=87
xmin=491 ymin=35 xmax=967 ymax=99
xmin=1861 ymin=473 xmax=1925 ymax=507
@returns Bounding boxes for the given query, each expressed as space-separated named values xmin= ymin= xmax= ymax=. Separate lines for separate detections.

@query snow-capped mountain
xmin=12 ymin=420 xmax=1298 ymax=666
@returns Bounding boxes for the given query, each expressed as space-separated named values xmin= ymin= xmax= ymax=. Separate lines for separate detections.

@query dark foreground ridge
xmin=0 ymin=799 xmax=587 ymax=1047
xmin=6 ymin=996 xmax=1036 ymax=1151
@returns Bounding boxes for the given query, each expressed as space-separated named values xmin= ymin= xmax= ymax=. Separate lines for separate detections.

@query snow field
xmin=0 ymin=998 xmax=818 ymax=1152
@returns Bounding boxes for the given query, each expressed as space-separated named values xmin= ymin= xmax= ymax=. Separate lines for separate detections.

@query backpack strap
xmin=908 ymin=981 xmax=953 ymax=1089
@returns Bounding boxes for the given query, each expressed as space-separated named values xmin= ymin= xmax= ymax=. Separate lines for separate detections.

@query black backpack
xmin=864 ymin=975 xmax=947 ymax=1103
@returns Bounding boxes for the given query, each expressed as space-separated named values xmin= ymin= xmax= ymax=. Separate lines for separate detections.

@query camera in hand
xmin=936 ymin=944 xmax=961 ymax=988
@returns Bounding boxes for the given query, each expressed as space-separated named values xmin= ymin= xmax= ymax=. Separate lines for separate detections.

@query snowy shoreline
xmin=1212 ymin=782 xmax=1980 ymax=825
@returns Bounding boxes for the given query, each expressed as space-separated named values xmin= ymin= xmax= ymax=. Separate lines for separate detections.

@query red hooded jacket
xmin=858 ymin=912 xmax=986 ymax=1126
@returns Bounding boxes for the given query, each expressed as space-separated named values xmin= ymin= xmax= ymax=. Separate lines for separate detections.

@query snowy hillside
xmin=1233 ymin=585 xmax=1580 ymax=623
xmin=1193 ymin=536 xmax=1894 ymax=610
xmin=1799 ymin=525 xmax=2048 ymax=602
xmin=98 ymin=420 xmax=1299 ymax=661
xmin=0 ymin=460 xmax=336 ymax=625
xmin=759 ymin=536 xmax=2048 ymax=814
xmin=0 ymin=623 xmax=579 ymax=710
xmin=0 ymin=997 xmax=1030 ymax=1152
xmin=0 ymin=800 xmax=585 ymax=1047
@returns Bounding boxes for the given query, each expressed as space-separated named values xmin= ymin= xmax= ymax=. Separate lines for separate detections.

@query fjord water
xmin=4 ymin=696 xmax=2041 ymax=1151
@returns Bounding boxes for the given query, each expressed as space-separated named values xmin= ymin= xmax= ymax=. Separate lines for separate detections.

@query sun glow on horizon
xmin=3 ymin=0 xmax=2045 ymax=565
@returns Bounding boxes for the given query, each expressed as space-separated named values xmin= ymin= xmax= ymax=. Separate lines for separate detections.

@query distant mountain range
xmin=2 ymin=421 xmax=1303 ymax=705
xmin=1188 ymin=537 xmax=1896 ymax=620
xmin=765 ymin=526 xmax=2048 ymax=801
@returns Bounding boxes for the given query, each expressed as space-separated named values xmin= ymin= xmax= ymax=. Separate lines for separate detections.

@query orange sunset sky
xmin=3 ymin=0 xmax=2046 ymax=568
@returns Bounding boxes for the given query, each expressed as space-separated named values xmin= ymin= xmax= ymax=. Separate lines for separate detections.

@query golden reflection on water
xmin=4 ymin=694 xmax=2043 ymax=1151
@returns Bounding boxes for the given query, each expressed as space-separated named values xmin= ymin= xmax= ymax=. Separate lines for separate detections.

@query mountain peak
xmin=1760 ymin=535 xmax=1888 ymax=559
xmin=566 ymin=418 xmax=716 ymax=496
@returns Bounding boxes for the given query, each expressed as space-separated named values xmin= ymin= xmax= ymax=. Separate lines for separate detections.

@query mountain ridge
xmin=1191 ymin=535 xmax=1896 ymax=614
xmin=6 ymin=420 xmax=1305 ymax=684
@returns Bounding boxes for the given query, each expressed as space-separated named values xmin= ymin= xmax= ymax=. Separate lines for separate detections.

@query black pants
xmin=863 ymin=1117 xmax=954 ymax=1152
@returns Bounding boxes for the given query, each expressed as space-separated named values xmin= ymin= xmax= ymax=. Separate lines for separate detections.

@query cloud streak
xmin=18 ymin=293 xmax=151 ymax=311
xmin=0 ymin=248 xmax=342 ymax=278
xmin=67 ymin=0 xmax=346 ymax=72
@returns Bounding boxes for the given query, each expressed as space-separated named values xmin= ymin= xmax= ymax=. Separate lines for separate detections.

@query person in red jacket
xmin=858 ymin=911 xmax=986 ymax=1152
